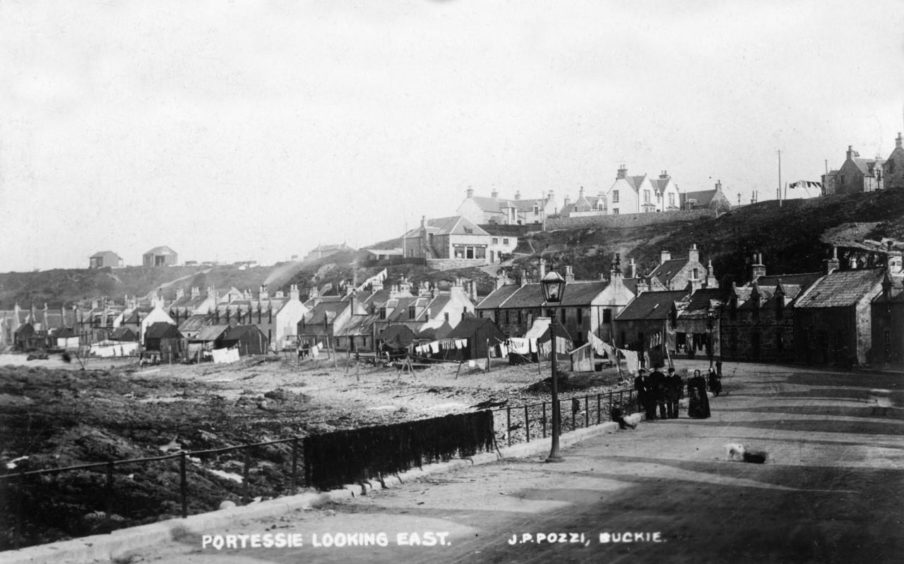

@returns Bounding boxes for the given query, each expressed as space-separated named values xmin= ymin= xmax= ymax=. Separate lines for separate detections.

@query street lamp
xmin=541 ymin=270 xmax=566 ymax=462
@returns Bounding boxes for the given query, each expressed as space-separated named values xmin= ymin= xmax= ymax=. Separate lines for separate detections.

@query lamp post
xmin=541 ymin=270 xmax=567 ymax=462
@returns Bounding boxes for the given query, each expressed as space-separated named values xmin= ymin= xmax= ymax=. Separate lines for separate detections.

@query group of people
xmin=633 ymin=365 xmax=722 ymax=420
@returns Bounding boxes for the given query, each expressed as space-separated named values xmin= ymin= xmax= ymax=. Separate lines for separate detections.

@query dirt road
xmin=125 ymin=362 xmax=904 ymax=563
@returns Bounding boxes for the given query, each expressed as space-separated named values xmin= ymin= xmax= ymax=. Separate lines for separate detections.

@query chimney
xmin=715 ymin=180 xmax=722 ymax=192
xmin=636 ymin=277 xmax=649 ymax=295
xmin=495 ymin=272 xmax=505 ymax=290
xmin=846 ymin=145 xmax=854 ymax=160
xmin=629 ymin=257 xmax=637 ymax=279
xmin=470 ymin=280 xmax=477 ymax=301
xmin=466 ymin=187 xmax=474 ymax=199
xmin=617 ymin=164 xmax=627 ymax=179
xmin=191 ymin=286 xmax=200 ymax=299
xmin=565 ymin=265 xmax=575 ymax=283
xmin=514 ymin=190 xmax=521 ymax=200
xmin=688 ymin=244 xmax=700 ymax=264
xmin=578 ymin=186 xmax=584 ymax=199
xmin=826 ymin=246 xmax=840 ymax=274
xmin=563 ymin=195 xmax=571 ymax=208
xmin=751 ymin=252 xmax=766 ymax=280
xmin=290 ymin=284 xmax=300 ymax=301
xmin=610 ymin=254 xmax=623 ymax=280
xmin=539 ymin=258 xmax=546 ymax=279
xmin=259 ymin=285 xmax=269 ymax=301
xmin=660 ymin=249 xmax=671 ymax=265
xmin=547 ymin=190 xmax=554 ymax=201
xmin=706 ymin=258 xmax=719 ymax=288
xmin=896 ymin=132 xmax=903 ymax=149
xmin=660 ymin=170 xmax=669 ymax=179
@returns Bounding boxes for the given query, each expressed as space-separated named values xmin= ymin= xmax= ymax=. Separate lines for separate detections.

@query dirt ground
xmin=0 ymin=352 xmax=629 ymax=549
xmin=123 ymin=361 xmax=904 ymax=564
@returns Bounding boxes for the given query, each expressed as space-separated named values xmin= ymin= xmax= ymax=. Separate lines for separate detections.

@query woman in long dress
xmin=687 ymin=369 xmax=711 ymax=419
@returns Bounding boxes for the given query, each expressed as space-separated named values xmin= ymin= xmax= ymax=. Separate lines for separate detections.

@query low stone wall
xmin=427 ymin=258 xmax=489 ymax=271
xmin=548 ymin=209 xmax=716 ymax=230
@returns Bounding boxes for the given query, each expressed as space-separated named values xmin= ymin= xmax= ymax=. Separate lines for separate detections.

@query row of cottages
xmin=402 ymin=216 xmax=517 ymax=266
xmin=172 ymin=285 xmax=308 ymax=351
xmin=297 ymin=277 xmax=477 ymax=352
xmin=822 ymin=133 xmax=904 ymax=195
xmin=476 ymin=260 xmax=636 ymax=346
xmin=457 ymin=188 xmax=558 ymax=226
xmin=559 ymin=179 xmax=732 ymax=219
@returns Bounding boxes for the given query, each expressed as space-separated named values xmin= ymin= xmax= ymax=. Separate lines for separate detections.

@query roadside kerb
xmin=2 ymin=417 xmax=629 ymax=564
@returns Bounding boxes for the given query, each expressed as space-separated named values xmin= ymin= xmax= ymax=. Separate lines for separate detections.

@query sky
xmin=1 ymin=0 xmax=903 ymax=272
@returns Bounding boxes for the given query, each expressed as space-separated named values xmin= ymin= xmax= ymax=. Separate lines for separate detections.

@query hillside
xmin=525 ymin=190 xmax=904 ymax=286
xmin=2 ymin=190 xmax=901 ymax=307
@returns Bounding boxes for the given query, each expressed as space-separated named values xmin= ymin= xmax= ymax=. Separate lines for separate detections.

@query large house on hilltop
xmin=823 ymin=145 xmax=885 ymax=195
xmin=606 ymin=167 xmax=681 ymax=215
xmin=560 ymin=186 xmax=606 ymax=218
xmin=457 ymin=188 xmax=557 ymax=226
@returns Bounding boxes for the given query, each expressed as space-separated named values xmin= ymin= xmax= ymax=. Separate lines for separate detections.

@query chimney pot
xmin=660 ymin=250 xmax=671 ymax=265
xmin=466 ymin=187 xmax=474 ymax=198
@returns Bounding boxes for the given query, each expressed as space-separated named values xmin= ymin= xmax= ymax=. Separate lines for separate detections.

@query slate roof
xmin=145 ymin=322 xmax=181 ymax=339
xmin=221 ymin=325 xmax=265 ymax=341
xmin=476 ymin=284 xmax=522 ymax=310
xmin=851 ymin=157 xmax=884 ymax=176
xmin=649 ymin=259 xmax=690 ymax=286
xmin=144 ymin=246 xmax=177 ymax=256
xmin=193 ymin=325 xmax=230 ymax=342
xmin=616 ymin=290 xmax=688 ymax=321
xmin=682 ymin=288 xmax=725 ymax=316
xmin=446 ymin=317 xmax=505 ymax=340
xmin=681 ymin=189 xmax=717 ymax=207
xmin=477 ymin=280 xmax=608 ymax=309
xmin=756 ymin=272 xmax=822 ymax=289
xmin=469 ymin=195 xmax=549 ymax=213
xmin=794 ymin=269 xmax=885 ymax=308
xmin=403 ymin=216 xmax=489 ymax=238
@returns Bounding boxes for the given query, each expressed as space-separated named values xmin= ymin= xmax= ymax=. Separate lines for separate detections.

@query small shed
xmin=445 ymin=317 xmax=507 ymax=360
xmin=110 ymin=326 xmax=138 ymax=342
xmin=217 ymin=325 xmax=269 ymax=355
xmin=381 ymin=324 xmax=418 ymax=351
xmin=144 ymin=322 xmax=184 ymax=362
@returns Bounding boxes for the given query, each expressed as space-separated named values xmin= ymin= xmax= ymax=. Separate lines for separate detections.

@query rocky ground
xmin=0 ymin=353 xmax=632 ymax=550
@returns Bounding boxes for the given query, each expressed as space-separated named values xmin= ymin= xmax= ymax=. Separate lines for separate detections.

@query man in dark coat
xmin=649 ymin=366 xmax=667 ymax=420
xmin=634 ymin=369 xmax=656 ymax=420
xmin=664 ymin=367 xmax=682 ymax=418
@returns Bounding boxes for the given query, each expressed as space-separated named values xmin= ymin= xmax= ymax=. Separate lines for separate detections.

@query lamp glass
xmin=541 ymin=271 xmax=566 ymax=303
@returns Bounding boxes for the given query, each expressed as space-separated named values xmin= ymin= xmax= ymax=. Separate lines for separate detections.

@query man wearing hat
xmin=664 ymin=367 xmax=683 ymax=418
xmin=634 ymin=368 xmax=656 ymax=420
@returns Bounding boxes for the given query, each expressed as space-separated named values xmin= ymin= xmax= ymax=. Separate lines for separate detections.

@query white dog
xmin=725 ymin=442 xmax=767 ymax=464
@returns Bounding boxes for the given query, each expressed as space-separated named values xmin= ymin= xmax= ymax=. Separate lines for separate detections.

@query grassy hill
xmin=2 ymin=190 xmax=901 ymax=307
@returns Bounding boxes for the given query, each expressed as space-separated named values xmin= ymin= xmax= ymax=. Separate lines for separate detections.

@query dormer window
xmin=408 ymin=306 xmax=416 ymax=319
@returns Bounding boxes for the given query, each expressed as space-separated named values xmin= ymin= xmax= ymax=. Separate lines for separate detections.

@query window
xmin=668 ymin=193 xmax=675 ymax=207
xmin=612 ymin=209 xmax=619 ymax=215
xmin=505 ymin=310 xmax=510 ymax=324
xmin=597 ymin=201 xmax=604 ymax=211
xmin=533 ymin=205 xmax=539 ymax=215
xmin=379 ymin=307 xmax=386 ymax=320
xmin=503 ymin=238 xmax=509 ymax=245
xmin=444 ymin=312 xmax=449 ymax=322
xmin=612 ymin=190 xmax=619 ymax=203
xmin=408 ymin=306 xmax=415 ymax=319
xmin=577 ymin=308 xmax=583 ymax=324
xmin=644 ymin=190 xmax=651 ymax=204
xmin=475 ymin=246 xmax=486 ymax=259
xmin=463 ymin=227 xmax=473 ymax=234
xmin=517 ymin=310 xmax=522 ymax=324
xmin=603 ymin=309 xmax=612 ymax=323
xmin=692 ymin=268 xmax=699 ymax=280
xmin=492 ymin=238 xmax=499 ymax=245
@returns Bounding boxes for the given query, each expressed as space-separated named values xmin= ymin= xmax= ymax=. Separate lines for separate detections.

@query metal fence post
xmin=291 ymin=438 xmax=299 ymax=495
xmin=542 ymin=401 xmax=547 ymax=438
xmin=524 ymin=405 xmax=530 ymax=443
xmin=506 ymin=406 xmax=512 ymax=447
xmin=180 ymin=452 xmax=188 ymax=518
xmin=584 ymin=396 xmax=589 ymax=428
xmin=597 ymin=393 xmax=602 ymax=425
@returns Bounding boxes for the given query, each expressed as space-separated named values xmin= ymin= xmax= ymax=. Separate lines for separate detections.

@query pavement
xmin=7 ymin=361 xmax=904 ymax=563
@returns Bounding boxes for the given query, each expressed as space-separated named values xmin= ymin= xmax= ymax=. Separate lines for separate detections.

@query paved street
xmin=129 ymin=363 xmax=904 ymax=563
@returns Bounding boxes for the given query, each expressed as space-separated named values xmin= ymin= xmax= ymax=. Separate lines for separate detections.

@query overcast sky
xmin=1 ymin=0 xmax=902 ymax=272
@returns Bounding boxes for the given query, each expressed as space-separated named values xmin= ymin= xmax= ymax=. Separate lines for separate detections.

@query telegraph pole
xmin=777 ymin=150 xmax=782 ymax=206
